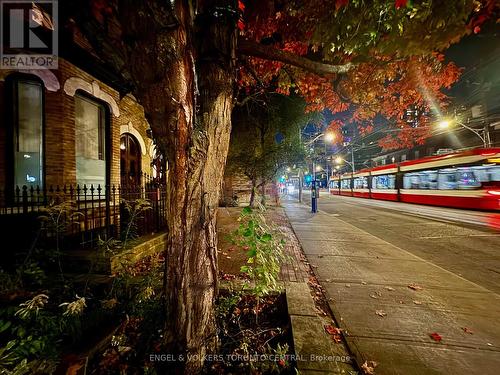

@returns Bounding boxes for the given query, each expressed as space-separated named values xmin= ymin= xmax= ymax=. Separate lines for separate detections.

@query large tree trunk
xmin=118 ymin=1 xmax=235 ymax=373
xmin=249 ymin=177 xmax=257 ymax=207
xmin=260 ymin=180 xmax=266 ymax=206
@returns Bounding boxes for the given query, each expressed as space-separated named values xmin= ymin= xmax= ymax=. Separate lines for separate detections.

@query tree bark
xmin=249 ymin=178 xmax=257 ymax=208
xmin=260 ymin=180 xmax=266 ymax=206
xmin=238 ymin=39 xmax=355 ymax=75
xmin=159 ymin=1 xmax=236 ymax=373
xmin=98 ymin=1 xmax=236 ymax=373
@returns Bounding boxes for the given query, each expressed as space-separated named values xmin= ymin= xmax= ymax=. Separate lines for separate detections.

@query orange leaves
xmin=324 ymin=325 xmax=342 ymax=343
xmin=238 ymin=0 xmax=245 ymax=12
xmin=295 ymin=73 xmax=348 ymax=113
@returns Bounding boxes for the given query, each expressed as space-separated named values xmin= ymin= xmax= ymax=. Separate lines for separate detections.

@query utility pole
xmin=351 ymin=143 xmax=355 ymax=173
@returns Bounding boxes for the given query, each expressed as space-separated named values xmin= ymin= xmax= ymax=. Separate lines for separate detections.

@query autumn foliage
xmin=237 ymin=0 xmax=497 ymax=150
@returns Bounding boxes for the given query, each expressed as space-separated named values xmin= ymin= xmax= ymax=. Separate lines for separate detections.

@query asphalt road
xmin=296 ymin=190 xmax=500 ymax=295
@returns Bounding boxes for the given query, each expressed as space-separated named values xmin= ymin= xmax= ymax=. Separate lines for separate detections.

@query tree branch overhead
xmin=237 ymin=39 xmax=355 ymax=75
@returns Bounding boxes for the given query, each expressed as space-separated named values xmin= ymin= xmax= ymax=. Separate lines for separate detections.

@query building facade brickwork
xmin=0 ymin=58 xmax=156 ymax=196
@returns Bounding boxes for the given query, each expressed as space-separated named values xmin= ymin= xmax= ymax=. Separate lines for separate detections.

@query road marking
xmin=419 ymin=234 xmax=500 ymax=239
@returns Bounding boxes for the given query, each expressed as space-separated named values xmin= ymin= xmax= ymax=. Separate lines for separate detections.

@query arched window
xmin=7 ymin=75 xmax=44 ymax=189
xmin=74 ymin=92 xmax=108 ymax=188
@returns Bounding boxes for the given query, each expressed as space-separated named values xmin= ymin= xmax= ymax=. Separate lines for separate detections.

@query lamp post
xmin=437 ymin=118 xmax=491 ymax=148
xmin=306 ymin=131 xmax=336 ymax=211
xmin=335 ymin=156 xmax=355 ymax=174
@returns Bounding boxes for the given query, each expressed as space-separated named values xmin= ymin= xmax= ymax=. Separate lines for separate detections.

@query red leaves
xmin=238 ymin=0 xmax=245 ymax=12
xmin=324 ymin=325 xmax=342 ymax=342
xmin=395 ymin=0 xmax=408 ymax=9
xmin=335 ymin=0 xmax=349 ymax=11
xmin=429 ymin=332 xmax=442 ymax=342
xmin=237 ymin=1 xmax=246 ymax=31
xmin=90 ymin=0 xmax=113 ymax=24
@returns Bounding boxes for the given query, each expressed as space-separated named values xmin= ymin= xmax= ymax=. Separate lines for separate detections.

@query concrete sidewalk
xmin=283 ymin=200 xmax=500 ymax=375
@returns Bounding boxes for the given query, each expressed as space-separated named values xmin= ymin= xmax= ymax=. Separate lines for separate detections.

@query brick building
xmin=0 ymin=58 xmax=162 ymax=192
xmin=0 ymin=55 xmax=167 ymax=260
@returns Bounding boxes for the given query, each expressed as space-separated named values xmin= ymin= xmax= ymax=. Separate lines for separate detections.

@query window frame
xmin=5 ymin=74 xmax=46 ymax=194
xmin=74 ymin=90 xmax=111 ymax=190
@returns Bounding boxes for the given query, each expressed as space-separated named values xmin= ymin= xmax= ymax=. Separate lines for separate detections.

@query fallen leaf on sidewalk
xmin=385 ymin=286 xmax=395 ymax=291
xmin=429 ymin=332 xmax=442 ymax=342
xmin=413 ymin=300 xmax=422 ymax=305
xmin=324 ymin=325 xmax=341 ymax=335
xmin=370 ymin=290 xmax=382 ymax=299
xmin=361 ymin=360 xmax=378 ymax=374
xmin=462 ymin=327 xmax=474 ymax=334
xmin=375 ymin=310 xmax=387 ymax=317
xmin=324 ymin=325 xmax=342 ymax=343
xmin=408 ymin=283 xmax=423 ymax=291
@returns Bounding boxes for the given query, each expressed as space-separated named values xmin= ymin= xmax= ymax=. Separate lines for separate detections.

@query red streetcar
xmin=329 ymin=148 xmax=500 ymax=211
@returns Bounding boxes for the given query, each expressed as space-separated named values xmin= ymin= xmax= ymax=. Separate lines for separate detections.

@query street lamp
xmin=324 ymin=132 xmax=335 ymax=143
xmin=335 ymin=156 xmax=355 ymax=173
xmin=308 ymin=131 xmax=337 ymax=182
xmin=436 ymin=117 xmax=490 ymax=148
xmin=438 ymin=119 xmax=452 ymax=129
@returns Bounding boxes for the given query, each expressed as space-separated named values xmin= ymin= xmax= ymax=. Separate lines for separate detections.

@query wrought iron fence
xmin=0 ymin=175 xmax=167 ymax=251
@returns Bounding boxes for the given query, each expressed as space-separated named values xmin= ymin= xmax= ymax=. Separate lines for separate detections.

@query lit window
xmin=12 ymin=78 xmax=44 ymax=188
xmin=75 ymin=94 xmax=107 ymax=187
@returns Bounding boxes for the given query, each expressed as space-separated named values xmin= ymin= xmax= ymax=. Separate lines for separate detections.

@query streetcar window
xmin=405 ymin=166 xmax=495 ymax=190
xmin=457 ymin=168 xmax=481 ymax=189
xmin=330 ymin=180 xmax=339 ymax=189
xmin=372 ymin=174 xmax=395 ymax=189
xmin=437 ymin=169 xmax=457 ymax=190
xmin=404 ymin=172 xmax=430 ymax=189
xmin=354 ymin=177 xmax=368 ymax=189
xmin=489 ymin=166 xmax=500 ymax=181
xmin=341 ymin=179 xmax=351 ymax=189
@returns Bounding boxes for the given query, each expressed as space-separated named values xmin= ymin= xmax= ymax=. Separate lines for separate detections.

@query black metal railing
xmin=0 ymin=174 xmax=167 ymax=252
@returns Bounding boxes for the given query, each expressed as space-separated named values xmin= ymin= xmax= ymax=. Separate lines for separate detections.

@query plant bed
xmin=205 ymin=290 xmax=296 ymax=374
